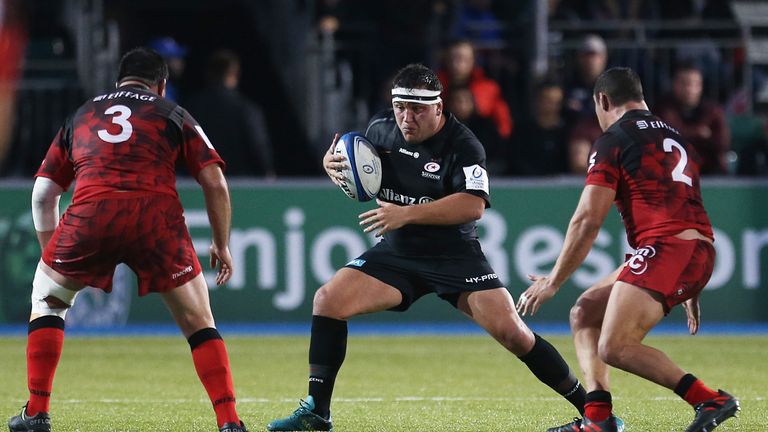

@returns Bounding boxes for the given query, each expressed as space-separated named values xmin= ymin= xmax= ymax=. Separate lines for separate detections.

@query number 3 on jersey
xmin=663 ymin=138 xmax=693 ymax=186
xmin=98 ymin=105 xmax=133 ymax=143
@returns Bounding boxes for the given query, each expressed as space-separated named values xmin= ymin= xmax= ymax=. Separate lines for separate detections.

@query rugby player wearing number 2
xmin=519 ymin=67 xmax=739 ymax=432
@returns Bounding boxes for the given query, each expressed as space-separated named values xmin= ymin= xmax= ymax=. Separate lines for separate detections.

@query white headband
xmin=391 ymin=87 xmax=442 ymax=105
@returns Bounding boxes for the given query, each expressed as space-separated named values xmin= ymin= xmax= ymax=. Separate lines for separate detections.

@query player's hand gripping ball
xmin=333 ymin=132 xmax=382 ymax=202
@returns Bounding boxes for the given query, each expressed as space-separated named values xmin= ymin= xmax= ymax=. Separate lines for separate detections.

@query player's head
xmin=116 ymin=47 xmax=169 ymax=96
xmin=593 ymin=67 xmax=646 ymax=131
xmin=391 ymin=63 xmax=445 ymax=144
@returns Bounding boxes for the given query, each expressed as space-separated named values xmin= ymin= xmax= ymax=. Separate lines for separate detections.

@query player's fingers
xmin=328 ymin=133 xmax=340 ymax=153
xmin=359 ymin=216 xmax=378 ymax=227
xmin=529 ymin=299 xmax=540 ymax=316
xmin=363 ymin=220 xmax=383 ymax=233
xmin=516 ymin=292 xmax=527 ymax=313
xmin=210 ymin=253 xmax=218 ymax=269
xmin=359 ymin=209 xmax=378 ymax=219
xmin=519 ymin=295 xmax=531 ymax=316
xmin=218 ymin=267 xmax=232 ymax=285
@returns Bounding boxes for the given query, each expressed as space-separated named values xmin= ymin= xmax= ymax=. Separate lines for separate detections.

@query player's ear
xmin=158 ymin=79 xmax=167 ymax=98
xmin=598 ymin=93 xmax=610 ymax=112
xmin=436 ymin=101 xmax=443 ymax=117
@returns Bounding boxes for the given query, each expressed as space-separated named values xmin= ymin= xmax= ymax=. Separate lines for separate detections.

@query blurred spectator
xmin=148 ymin=36 xmax=187 ymax=102
xmin=0 ymin=0 xmax=26 ymax=175
xmin=454 ymin=0 xmax=502 ymax=47
xmin=185 ymin=49 xmax=275 ymax=178
xmin=548 ymin=0 xmax=581 ymax=21
xmin=563 ymin=34 xmax=607 ymax=174
xmin=438 ymin=39 xmax=513 ymax=140
xmin=510 ymin=81 xmax=570 ymax=176
xmin=567 ymin=115 xmax=603 ymax=174
xmin=563 ymin=34 xmax=607 ymax=119
xmin=445 ymin=86 xmax=506 ymax=175
xmin=655 ymin=62 xmax=730 ymax=175
xmin=314 ymin=0 xmax=367 ymax=37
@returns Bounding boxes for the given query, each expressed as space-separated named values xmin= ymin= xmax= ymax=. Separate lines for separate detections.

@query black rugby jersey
xmin=365 ymin=110 xmax=490 ymax=256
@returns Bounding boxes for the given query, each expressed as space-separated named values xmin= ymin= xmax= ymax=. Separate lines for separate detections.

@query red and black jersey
xmin=36 ymin=85 xmax=224 ymax=203
xmin=585 ymin=109 xmax=713 ymax=248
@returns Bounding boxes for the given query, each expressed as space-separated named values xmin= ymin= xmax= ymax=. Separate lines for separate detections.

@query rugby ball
xmin=333 ymin=132 xmax=382 ymax=202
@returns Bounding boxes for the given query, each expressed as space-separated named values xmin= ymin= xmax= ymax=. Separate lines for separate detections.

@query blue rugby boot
xmin=267 ymin=396 xmax=333 ymax=431
xmin=546 ymin=417 xmax=582 ymax=432
xmin=582 ymin=414 xmax=625 ymax=432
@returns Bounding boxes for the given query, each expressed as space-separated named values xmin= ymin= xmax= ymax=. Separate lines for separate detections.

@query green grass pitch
xmin=1 ymin=334 xmax=766 ymax=431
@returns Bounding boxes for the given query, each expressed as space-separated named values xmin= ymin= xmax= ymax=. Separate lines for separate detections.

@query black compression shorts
xmin=344 ymin=240 xmax=503 ymax=311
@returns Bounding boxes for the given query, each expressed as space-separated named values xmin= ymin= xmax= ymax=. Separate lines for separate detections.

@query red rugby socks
xmin=584 ymin=390 xmax=612 ymax=422
xmin=675 ymin=373 xmax=719 ymax=406
xmin=26 ymin=316 xmax=65 ymax=416
xmin=188 ymin=328 xmax=239 ymax=428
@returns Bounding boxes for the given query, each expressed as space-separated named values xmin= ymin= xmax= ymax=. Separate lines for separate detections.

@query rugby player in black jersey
xmin=267 ymin=64 xmax=587 ymax=431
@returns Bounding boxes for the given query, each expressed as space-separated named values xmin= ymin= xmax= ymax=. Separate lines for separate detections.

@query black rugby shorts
xmin=344 ymin=240 xmax=503 ymax=311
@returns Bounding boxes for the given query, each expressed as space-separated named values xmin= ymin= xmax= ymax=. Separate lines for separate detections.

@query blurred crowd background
xmin=1 ymin=0 xmax=768 ymax=179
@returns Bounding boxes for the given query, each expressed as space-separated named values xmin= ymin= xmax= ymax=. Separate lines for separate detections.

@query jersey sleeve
xmin=452 ymin=137 xmax=491 ymax=207
xmin=585 ymin=132 xmax=621 ymax=190
xmin=35 ymin=121 xmax=75 ymax=190
xmin=178 ymin=108 xmax=226 ymax=178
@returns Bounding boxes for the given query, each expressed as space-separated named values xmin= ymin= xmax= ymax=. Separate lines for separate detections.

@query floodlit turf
xmin=0 ymin=334 xmax=766 ymax=431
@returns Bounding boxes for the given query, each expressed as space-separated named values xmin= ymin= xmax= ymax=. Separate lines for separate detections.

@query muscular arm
xmin=197 ymin=164 xmax=231 ymax=248
xmin=548 ymin=185 xmax=615 ymax=287
xmin=197 ymin=163 xmax=234 ymax=285
xmin=518 ymin=185 xmax=615 ymax=315
xmin=359 ymin=192 xmax=485 ymax=236
xmin=402 ymin=192 xmax=485 ymax=225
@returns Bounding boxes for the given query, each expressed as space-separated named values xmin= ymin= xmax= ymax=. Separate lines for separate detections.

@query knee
xmin=313 ymin=285 xmax=346 ymax=319
xmin=176 ymin=310 xmax=215 ymax=336
xmin=494 ymin=325 xmax=535 ymax=356
xmin=569 ymin=299 xmax=600 ymax=331
xmin=597 ymin=336 xmax=626 ymax=368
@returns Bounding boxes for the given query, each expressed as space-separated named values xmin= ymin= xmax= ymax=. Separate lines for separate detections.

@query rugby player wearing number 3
xmin=267 ymin=64 xmax=588 ymax=431
xmin=7 ymin=48 xmax=247 ymax=432
xmin=518 ymin=68 xmax=739 ymax=432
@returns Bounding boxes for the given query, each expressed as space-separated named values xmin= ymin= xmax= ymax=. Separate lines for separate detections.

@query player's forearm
xmin=402 ymin=192 xmax=484 ymax=226
xmin=202 ymin=182 xmax=231 ymax=248
xmin=36 ymin=230 xmax=54 ymax=251
xmin=548 ymin=214 xmax=601 ymax=288
xmin=31 ymin=177 xmax=64 ymax=250
xmin=198 ymin=166 xmax=232 ymax=248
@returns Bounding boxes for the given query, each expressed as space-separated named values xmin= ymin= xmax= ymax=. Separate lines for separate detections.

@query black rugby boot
xmin=684 ymin=390 xmax=740 ymax=432
xmin=7 ymin=404 xmax=51 ymax=432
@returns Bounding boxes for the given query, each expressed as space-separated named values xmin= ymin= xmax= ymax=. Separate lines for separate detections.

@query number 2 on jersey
xmin=97 ymin=105 xmax=133 ymax=143
xmin=662 ymin=138 xmax=692 ymax=186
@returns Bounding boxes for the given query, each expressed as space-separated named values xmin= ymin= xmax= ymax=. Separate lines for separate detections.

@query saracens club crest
xmin=627 ymin=245 xmax=656 ymax=275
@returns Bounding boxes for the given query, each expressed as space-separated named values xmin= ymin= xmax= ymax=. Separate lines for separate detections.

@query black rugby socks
xmin=308 ymin=315 xmax=348 ymax=418
xmin=518 ymin=333 xmax=586 ymax=414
